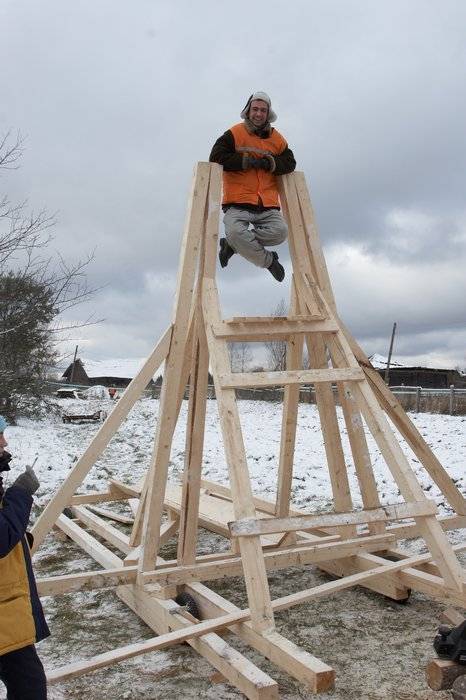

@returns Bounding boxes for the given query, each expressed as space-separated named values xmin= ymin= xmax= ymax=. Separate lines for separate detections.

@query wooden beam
xmin=213 ymin=318 xmax=338 ymax=341
xmin=219 ymin=367 xmax=364 ymax=389
xmin=229 ymin=501 xmax=438 ymax=537
xmin=86 ymin=505 xmax=134 ymax=524
xmin=70 ymin=490 xmax=130 ymax=505
xmin=139 ymin=162 xmax=210 ymax=574
xmin=31 ymin=326 xmax=172 ymax=552
xmin=55 ymin=514 xmax=123 ymax=569
xmin=48 ymin=547 xmax=439 ymax=684
xmin=72 ymin=506 xmax=131 ymax=554
xmin=141 ymin=533 xmax=396 ymax=587
xmin=203 ymin=278 xmax=275 ymax=633
xmin=37 ymin=566 xmax=137 ymax=596
xmin=185 ymin=581 xmax=335 ymax=693
xmin=118 ymin=583 xmax=278 ymax=700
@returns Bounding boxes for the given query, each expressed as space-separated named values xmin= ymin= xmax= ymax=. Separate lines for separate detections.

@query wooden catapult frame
xmin=33 ymin=163 xmax=466 ymax=697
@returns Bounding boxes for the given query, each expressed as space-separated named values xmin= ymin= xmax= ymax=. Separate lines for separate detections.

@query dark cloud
xmin=1 ymin=0 xmax=465 ymax=368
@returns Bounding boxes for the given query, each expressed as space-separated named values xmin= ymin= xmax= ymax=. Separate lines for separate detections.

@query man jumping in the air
xmin=209 ymin=91 xmax=296 ymax=282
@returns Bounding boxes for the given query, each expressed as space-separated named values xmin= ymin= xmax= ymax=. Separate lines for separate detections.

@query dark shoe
xmin=219 ymin=238 xmax=235 ymax=268
xmin=267 ymin=252 xmax=285 ymax=282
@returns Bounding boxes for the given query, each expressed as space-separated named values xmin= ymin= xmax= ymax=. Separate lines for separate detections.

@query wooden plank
xmin=276 ymin=278 xmax=302 ymax=524
xmin=177 ymin=307 xmax=210 ymax=565
xmin=46 ymin=608 xmax=258 ymax=684
xmin=203 ymin=162 xmax=223 ymax=279
xmin=72 ymin=506 xmax=131 ymax=554
xmin=203 ymin=278 xmax=275 ymax=633
xmin=185 ymin=581 xmax=335 ymax=693
xmin=303 ymin=328 xmax=355 ymax=538
xmin=86 ymin=505 xmax=134 ymax=524
xmin=31 ymin=326 xmax=172 ymax=552
xmin=118 ymin=583 xmax=279 ymax=700
xmin=37 ymin=566 xmax=137 ymax=596
xmin=220 ymin=367 xmax=364 ymax=389
xmin=213 ymin=319 xmax=338 ymax=341
xmin=142 ymin=533 xmax=396 ymax=587
xmin=348 ymin=376 xmax=465 ymax=592
xmin=108 ymin=478 xmax=142 ymax=497
xmin=139 ymin=162 xmax=210 ymax=574
xmin=48 ymin=549 xmax=436 ymax=684
xmin=230 ymin=500 xmax=438 ymax=537
xmin=55 ymin=514 xmax=123 ymax=569
xmin=271 ymin=548 xmax=456 ymax=613
xmin=70 ymin=490 xmax=130 ymax=505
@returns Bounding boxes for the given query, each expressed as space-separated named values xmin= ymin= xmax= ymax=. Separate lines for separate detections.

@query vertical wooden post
xmin=138 ymin=163 xmax=210 ymax=575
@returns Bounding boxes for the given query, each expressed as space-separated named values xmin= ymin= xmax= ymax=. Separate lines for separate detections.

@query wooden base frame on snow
xmin=32 ymin=163 xmax=466 ymax=697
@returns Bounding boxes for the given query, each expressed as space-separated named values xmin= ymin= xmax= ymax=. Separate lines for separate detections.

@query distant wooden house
xmin=61 ymin=357 xmax=155 ymax=389
xmin=369 ymin=354 xmax=466 ymax=389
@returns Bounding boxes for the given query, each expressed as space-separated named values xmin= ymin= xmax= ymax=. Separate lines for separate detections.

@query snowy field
xmin=2 ymin=396 xmax=465 ymax=700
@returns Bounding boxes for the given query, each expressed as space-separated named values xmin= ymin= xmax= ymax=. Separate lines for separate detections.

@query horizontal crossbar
xmin=229 ymin=501 xmax=438 ymax=537
xmin=219 ymin=367 xmax=364 ymax=389
xmin=214 ymin=319 xmax=338 ymax=341
xmin=47 ymin=547 xmax=446 ymax=685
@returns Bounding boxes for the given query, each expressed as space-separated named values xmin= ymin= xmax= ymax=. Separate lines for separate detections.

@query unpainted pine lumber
xmin=304 ymin=332 xmax=356 ymax=538
xmin=50 ymin=548 xmax=427 ymax=687
xmin=220 ymin=367 xmax=364 ymax=388
xmin=202 ymin=278 xmax=275 ymax=633
xmin=87 ymin=505 xmax=134 ymax=524
xmin=139 ymin=162 xmax=210 ymax=574
xmin=129 ymin=304 xmax=197 ymax=548
xmin=177 ymin=308 xmax=210 ymax=565
xmin=55 ymin=514 xmax=123 ymax=569
xmin=141 ymin=533 xmax=395 ymax=587
xmin=117 ymin=584 xmax=279 ymax=700
xmin=229 ymin=500 xmax=437 ymax=537
xmin=276 ymin=278 xmax=302 ymax=522
xmin=31 ymin=326 xmax=172 ymax=552
xmin=185 ymin=581 xmax=335 ymax=693
xmin=349 ymin=377 xmax=464 ymax=592
xmin=213 ymin=318 xmax=336 ymax=340
xmin=37 ymin=566 xmax=137 ymax=596
xmin=71 ymin=506 xmax=131 ymax=554
xmin=70 ymin=490 xmax=130 ymax=505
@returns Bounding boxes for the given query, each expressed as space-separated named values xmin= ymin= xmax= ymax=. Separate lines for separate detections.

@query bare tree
xmin=229 ymin=341 xmax=253 ymax=372
xmin=0 ymin=131 xmax=100 ymax=421
xmin=0 ymin=131 xmax=54 ymax=267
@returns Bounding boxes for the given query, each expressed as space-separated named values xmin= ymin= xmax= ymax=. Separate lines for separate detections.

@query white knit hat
xmin=240 ymin=92 xmax=277 ymax=123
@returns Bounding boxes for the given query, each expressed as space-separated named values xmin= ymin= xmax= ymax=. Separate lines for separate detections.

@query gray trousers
xmin=223 ymin=207 xmax=288 ymax=268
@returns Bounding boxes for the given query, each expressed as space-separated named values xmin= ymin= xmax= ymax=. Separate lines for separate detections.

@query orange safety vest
xmin=222 ymin=123 xmax=288 ymax=208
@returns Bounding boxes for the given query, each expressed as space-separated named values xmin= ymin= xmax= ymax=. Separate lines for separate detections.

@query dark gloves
xmin=12 ymin=465 xmax=40 ymax=496
xmin=246 ymin=157 xmax=272 ymax=171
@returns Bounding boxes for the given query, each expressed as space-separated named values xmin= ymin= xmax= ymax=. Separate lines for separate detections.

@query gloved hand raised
xmin=12 ymin=465 xmax=40 ymax=496
xmin=246 ymin=157 xmax=272 ymax=171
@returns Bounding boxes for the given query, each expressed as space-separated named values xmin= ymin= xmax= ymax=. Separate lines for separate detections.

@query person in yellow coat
xmin=210 ymin=91 xmax=296 ymax=282
xmin=0 ymin=415 xmax=49 ymax=699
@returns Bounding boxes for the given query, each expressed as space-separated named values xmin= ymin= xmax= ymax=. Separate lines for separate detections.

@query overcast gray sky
xmin=2 ymin=0 xmax=465 ymax=369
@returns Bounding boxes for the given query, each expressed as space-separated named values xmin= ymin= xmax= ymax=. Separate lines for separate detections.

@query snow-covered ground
xmin=2 ymin=397 xmax=465 ymax=700
xmin=4 ymin=396 xmax=465 ymax=521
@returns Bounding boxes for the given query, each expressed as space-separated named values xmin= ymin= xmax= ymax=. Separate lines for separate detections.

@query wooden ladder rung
xmin=213 ymin=318 xmax=338 ymax=341
xmin=219 ymin=367 xmax=364 ymax=389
